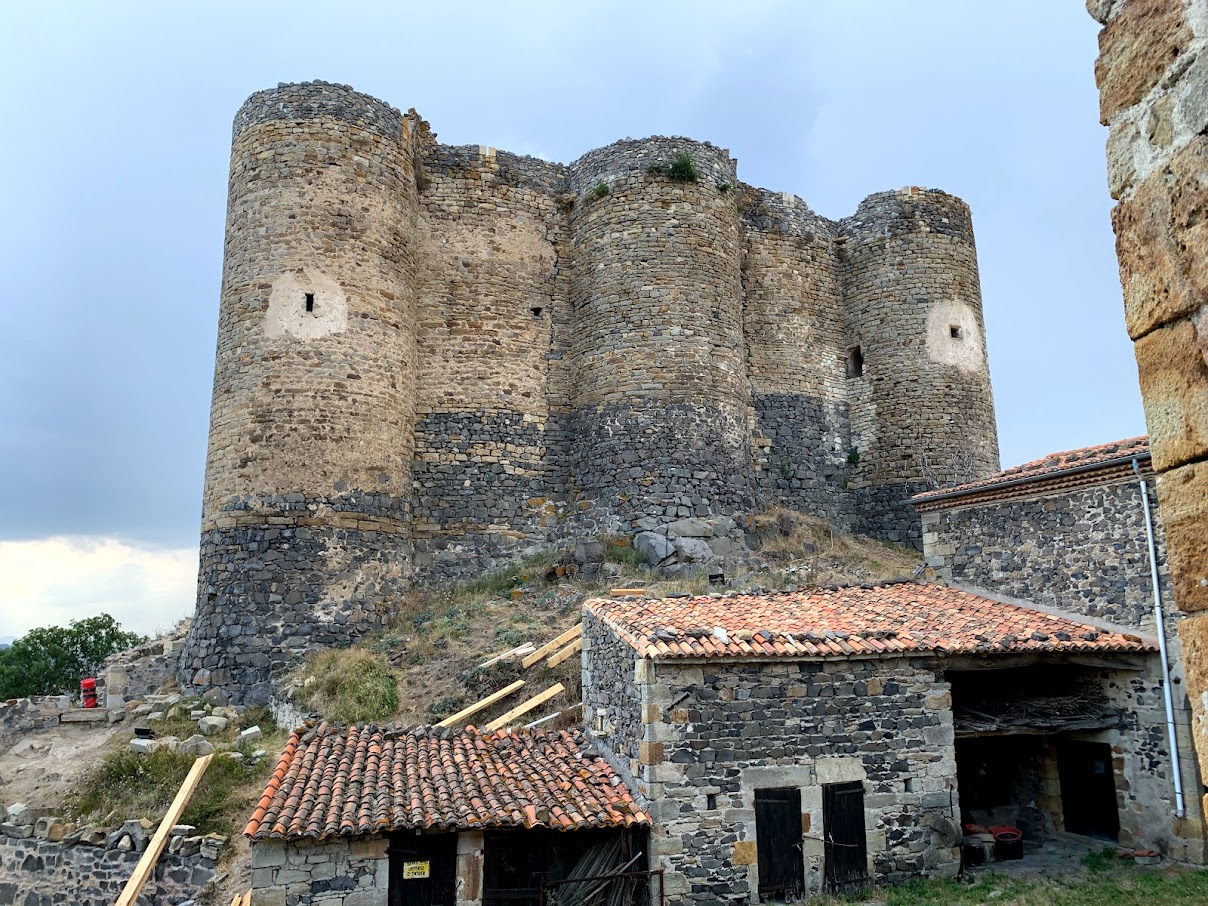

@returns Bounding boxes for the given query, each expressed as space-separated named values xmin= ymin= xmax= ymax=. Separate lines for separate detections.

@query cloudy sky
xmin=0 ymin=1 xmax=1139 ymax=639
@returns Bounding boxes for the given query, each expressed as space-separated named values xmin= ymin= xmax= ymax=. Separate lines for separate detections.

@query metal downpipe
xmin=1133 ymin=457 xmax=1186 ymax=819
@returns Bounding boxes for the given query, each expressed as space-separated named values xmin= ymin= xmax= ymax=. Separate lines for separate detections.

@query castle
xmin=182 ymin=81 xmax=999 ymax=702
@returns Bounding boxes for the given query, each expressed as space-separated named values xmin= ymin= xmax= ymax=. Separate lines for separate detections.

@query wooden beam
xmin=609 ymin=588 xmax=646 ymax=597
xmin=435 ymin=680 xmax=525 ymax=728
xmin=241 ymin=890 xmax=252 ymax=906
xmin=485 ymin=683 xmax=566 ymax=731
xmin=521 ymin=624 xmax=582 ymax=669
xmin=477 ymin=643 xmax=535 ymax=670
xmin=115 ymin=754 xmax=212 ymax=906
xmin=546 ymin=638 xmax=583 ymax=669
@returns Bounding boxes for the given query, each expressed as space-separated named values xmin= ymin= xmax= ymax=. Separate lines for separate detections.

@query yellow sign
xmin=403 ymin=861 xmax=430 ymax=880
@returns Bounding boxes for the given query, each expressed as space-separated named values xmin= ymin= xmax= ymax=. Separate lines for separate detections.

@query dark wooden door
xmin=1058 ymin=740 xmax=1120 ymax=841
xmin=389 ymin=831 xmax=457 ymax=906
xmin=755 ymin=787 xmax=804 ymax=901
xmin=823 ymin=781 xmax=868 ymax=894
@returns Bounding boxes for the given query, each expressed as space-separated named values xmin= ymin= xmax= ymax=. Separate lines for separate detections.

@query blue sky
xmin=0 ymin=1 xmax=1140 ymax=637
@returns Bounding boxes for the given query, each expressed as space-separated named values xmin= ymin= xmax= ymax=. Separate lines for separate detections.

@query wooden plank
xmin=546 ymin=638 xmax=583 ymax=669
xmin=241 ymin=890 xmax=252 ymax=906
xmin=609 ymin=588 xmax=646 ymax=597
xmin=435 ymin=680 xmax=525 ymax=728
xmin=485 ymin=683 xmax=566 ymax=732
xmin=116 ymin=754 xmax=213 ymax=906
xmin=477 ymin=643 xmax=535 ymax=670
xmin=520 ymin=624 xmax=583 ymax=669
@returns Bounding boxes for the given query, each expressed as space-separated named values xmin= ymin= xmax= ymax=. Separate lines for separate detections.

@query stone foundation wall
xmin=0 ymin=834 xmax=216 ymax=906
xmin=250 ymin=834 xmax=389 ymax=906
xmin=101 ymin=623 xmax=189 ymax=708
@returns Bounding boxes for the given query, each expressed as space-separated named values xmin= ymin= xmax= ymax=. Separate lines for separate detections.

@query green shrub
xmin=603 ymin=536 xmax=646 ymax=569
xmin=667 ymin=152 xmax=699 ymax=182
xmin=716 ymin=182 xmax=731 ymax=193
xmin=300 ymin=649 xmax=399 ymax=724
xmin=63 ymin=747 xmax=264 ymax=837
xmin=0 ymin=614 xmax=146 ymax=699
xmin=589 ymin=181 xmax=609 ymax=199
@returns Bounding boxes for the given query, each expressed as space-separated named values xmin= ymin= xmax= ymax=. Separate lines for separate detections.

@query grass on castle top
xmin=285 ymin=509 xmax=923 ymax=731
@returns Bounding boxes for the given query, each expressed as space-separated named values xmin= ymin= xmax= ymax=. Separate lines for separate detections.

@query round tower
xmin=567 ymin=137 xmax=752 ymax=524
xmin=181 ymin=82 xmax=420 ymax=703
xmin=838 ymin=187 xmax=999 ymax=543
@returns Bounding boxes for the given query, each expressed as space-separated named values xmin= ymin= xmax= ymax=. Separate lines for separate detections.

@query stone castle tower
xmin=182 ymin=81 xmax=999 ymax=701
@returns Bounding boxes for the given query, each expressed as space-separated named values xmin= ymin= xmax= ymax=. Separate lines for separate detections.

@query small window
xmin=845 ymin=346 xmax=864 ymax=379
xmin=949 ymin=324 xmax=962 ymax=339
xmin=707 ymin=793 xmax=718 ymax=810
xmin=531 ymin=306 xmax=544 ymax=318
xmin=305 ymin=292 xmax=315 ymax=313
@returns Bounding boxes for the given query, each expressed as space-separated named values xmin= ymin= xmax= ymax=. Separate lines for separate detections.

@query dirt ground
xmin=0 ymin=719 xmax=126 ymax=812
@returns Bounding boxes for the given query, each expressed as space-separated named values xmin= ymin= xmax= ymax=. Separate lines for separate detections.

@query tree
xmin=0 ymin=614 xmax=146 ymax=700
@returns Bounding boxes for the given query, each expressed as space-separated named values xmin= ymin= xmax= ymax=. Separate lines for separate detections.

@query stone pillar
xmin=1090 ymin=0 xmax=1208 ymax=818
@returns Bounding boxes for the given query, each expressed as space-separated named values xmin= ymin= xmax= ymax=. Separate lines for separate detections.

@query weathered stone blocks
xmin=1159 ymin=460 xmax=1208 ymax=612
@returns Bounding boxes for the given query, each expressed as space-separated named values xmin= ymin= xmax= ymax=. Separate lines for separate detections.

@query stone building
xmin=581 ymin=583 xmax=1187 ymax=901
xmin=183 ymin=80 xmax=1000 ymax=702
xmin=913 ymin=436 xmax=1205 ymax=859
xmin=244 ymin=723 xmax=649 ymax=906
xmin=1089 ymin=0 xmax=1208 ymax=821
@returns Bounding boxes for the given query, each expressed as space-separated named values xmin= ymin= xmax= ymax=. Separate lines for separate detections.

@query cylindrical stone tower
xmin=839 ymin=187 xmax=999 ymax=544
xmin=181 ymin=82 xmax=419 ymax=703
xmin=567 ymin=138 xmax=752 ymax=525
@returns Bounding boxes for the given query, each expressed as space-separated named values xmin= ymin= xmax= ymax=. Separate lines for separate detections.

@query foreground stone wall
xmin=583 ymin=614 xmax=961 ymax=902
xmin=1090 ymin=0 xmax=1208 ymax=820
xmin=0 ymin=834 xmax=216 ymax=906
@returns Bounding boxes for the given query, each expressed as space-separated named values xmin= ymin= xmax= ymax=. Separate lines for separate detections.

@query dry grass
xmin=287 ymin=511 xmax=922 ymax=732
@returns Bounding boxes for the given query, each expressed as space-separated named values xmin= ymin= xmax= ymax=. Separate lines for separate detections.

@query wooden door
xmin=823 ymin=781 xmax=868 ymax=894
xmin=389 ymin=832 xmax=457 ymax=906
xmin=755 ymin=787 xmax=804 ymax=901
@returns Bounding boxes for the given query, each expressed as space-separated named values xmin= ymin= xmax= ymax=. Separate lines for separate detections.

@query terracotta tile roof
xmin=587 ymin=583 xmax=1154 ymax=661
xmin=912 ymin=436 xmax=1149 ymax=503
xmin=244 ymin=723 xmax=649 ymax=841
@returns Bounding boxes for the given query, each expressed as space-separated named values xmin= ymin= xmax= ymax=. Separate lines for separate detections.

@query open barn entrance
xmin=947 ymin=663 xmax=1127 ymax=857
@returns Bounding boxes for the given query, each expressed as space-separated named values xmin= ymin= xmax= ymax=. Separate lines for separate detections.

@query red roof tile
xmin=244 ymin=723 xmax=649 ymax=841
xmin=912 ymin=436 xmax=1149 ymax=503
xmin=587 ymin=583 xmax=1154 ymax=661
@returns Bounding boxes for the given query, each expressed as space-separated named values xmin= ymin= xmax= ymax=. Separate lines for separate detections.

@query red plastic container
xmin=81 ymin=677 xmax=98 ymax=709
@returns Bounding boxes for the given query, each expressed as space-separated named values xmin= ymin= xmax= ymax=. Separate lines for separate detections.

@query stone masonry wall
xmin=0 ymin=835 xmax=215 ymax=906
xmin=583 ymin=616 xmax=961 ymax=902
xmin=190 ymin=80 xmax=1003 ymax=699
xmin=1090 ymin=0 xmax=1208 ymax=813
xmin=250 ymin=834 xmax=389 ymax=906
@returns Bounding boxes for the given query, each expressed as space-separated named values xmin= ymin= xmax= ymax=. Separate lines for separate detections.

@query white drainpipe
xmin=1133 ymin=457 xmax=1186 ymax=819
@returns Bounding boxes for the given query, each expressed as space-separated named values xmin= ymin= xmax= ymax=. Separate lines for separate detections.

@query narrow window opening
xmin=531 ymin=306 xmax=544 ymax=318
xmin=903 ymin=777 xmax=915 ymax=793
xmin=949 ymin=324 xmax=962 ymax=339
xmin=707 ymin=793 xmax=718 ymax=810
xmin=845 ymin=345 xmax=864 ymax=379
xmin=305 ymin=292 xmax=315 ymax=313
